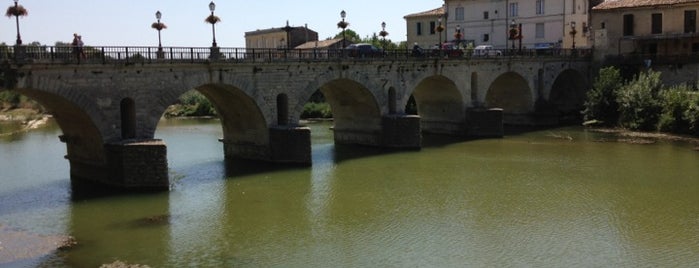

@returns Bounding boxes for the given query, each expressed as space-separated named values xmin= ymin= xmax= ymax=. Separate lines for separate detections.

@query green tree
xmin=582 ymin=66 xmax=623 ymax=125
xmin=616 ymin=70 xmax=663 ymax=131
xmin=657 ymin=84 xmax=695 ymax=133
xmin=333 ymin=29 xmax=362 ymax=44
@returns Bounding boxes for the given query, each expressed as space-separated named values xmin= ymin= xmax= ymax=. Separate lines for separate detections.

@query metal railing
xmin=0 ymin=45 xmax=591 ymax=65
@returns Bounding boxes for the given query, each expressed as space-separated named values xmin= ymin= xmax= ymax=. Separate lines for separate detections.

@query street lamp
xmin=436 ymin=17 xmax=445 ymax=55
xmin=337 ymin=10 xmax=349 ymax=48
xmin=379 ymin=21 xmax=389 ymax=50
xmin=206 ymin=1 xmax=220 ymax=47
xmin=454 ymin=24 xmax=462 ymax=46
xmin=6 ymin=0 xmax=28 ymax=45
xmin=570 ymin=21 xmax=577 ymax=50
xmin=152 ymin=10 xmax=167 ymax=59
xmin=283 ymin=20 xmax=293 ymax=49
xmin=510 ymin=19 xmax=517 ymax=52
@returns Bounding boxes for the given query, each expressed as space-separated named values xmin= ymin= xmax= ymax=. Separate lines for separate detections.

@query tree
xmin=333 ymin=29 xmax=361 ymax=44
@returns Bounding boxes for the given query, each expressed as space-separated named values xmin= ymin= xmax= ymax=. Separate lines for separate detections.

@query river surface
xmin=1 ymin=118 xmax=698 ymax=267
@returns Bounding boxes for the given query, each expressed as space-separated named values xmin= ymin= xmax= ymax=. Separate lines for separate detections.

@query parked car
xmin=439 ymin=42 xmax=464 ymax=57
xmin=345 ymin=43 xmax=385 ymax=58
xmin=473 ymin=45 xmax=502 ymax=57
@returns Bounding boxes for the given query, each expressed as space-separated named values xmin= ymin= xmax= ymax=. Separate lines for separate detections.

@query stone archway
xmin=412 ymin=75 xmax=466 ymax=135
xmin=486 ymin=72 xmax=533 ymax=115
xmin=549 ymin=69 xmax=588 ymax=117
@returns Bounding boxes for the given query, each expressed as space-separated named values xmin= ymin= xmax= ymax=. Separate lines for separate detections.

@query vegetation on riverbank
xmin=583 ymin=67 xmax=699 ymax=137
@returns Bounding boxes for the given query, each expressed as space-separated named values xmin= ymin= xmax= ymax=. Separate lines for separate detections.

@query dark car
xmin=345 ymin=43 xmax=385 ymax=58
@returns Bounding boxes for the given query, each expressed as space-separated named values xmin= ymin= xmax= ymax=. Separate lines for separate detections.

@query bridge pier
xmin=222 ymin=126 xmax=311 ymax=165
xmin=381 ymin=115 xmax=422 ymax=149
xmin=465 ymin=108 xmax=504 ymax=137
xmin=69 ymin=140 xmax=169 ymax=191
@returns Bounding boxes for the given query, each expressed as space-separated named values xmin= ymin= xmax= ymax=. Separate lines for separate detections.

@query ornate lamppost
xmin=509 ymin=19 xmax=517 ymax=52
xmin=570 ymin=21 xmax=577 ymax=50
xmin=454 ymin=24 xmax=462 ymax=46
xmin=436 ymin=17 xmax=445 ymax=55
xmin=205 ymin=1 xmax=221 ymax=59
xmin=337 ymin=10 xmax=349 ymax=48
xmin=283 ymin=20 xmax=293 ymax=49
xmin=379 ymin=21 xmax=389 ymax=51
xmin=6 ymin=0 xmax=27 ymax=45
xmin=152 ymin=11 xmax=167 ymax=59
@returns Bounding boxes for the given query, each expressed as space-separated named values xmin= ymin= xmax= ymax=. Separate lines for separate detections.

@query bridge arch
xmin=549 ymin=69 xmax=589 ymax=118
xmin=412 ymin=75 xmax=465 ymax=134
xmin=318 ymin=78 xmax=382 ymax=139
xmin=197 ymin=84 xmax=269 ymax=159
xmin=486 ymin=72 xmax=533 ymax=115
xmin=10 ymin=88 xmax=107 ymax=165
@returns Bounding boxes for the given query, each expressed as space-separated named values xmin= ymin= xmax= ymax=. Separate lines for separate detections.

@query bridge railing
xmin=0 ymin=45 xmax=591 ymax=65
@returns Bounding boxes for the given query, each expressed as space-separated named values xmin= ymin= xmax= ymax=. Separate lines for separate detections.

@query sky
xmin=1 ymin=0 xmax=443 ymax=48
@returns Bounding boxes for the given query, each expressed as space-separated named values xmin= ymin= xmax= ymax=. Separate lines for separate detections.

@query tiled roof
xmin=295 ymin=38 xmax=343 ymax=49
xmin=593 ymin=0 xmax=699 ymax=10
xmin=404 ymin=6 xmax=445 ymax=19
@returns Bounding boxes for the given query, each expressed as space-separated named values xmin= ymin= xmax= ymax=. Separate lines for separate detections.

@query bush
xmin=685 ymin=93 xmax=699 ymax=135
xmin=583 ymin=66 xmax=623 ymax=125
xmin=657 ymin=84 xmax=695 ymax=133
xmin=301 ymin=102 xmax=332 ymax=119
xmin=164 ymin=90 xmax=216 ymax=118
xmin=616 ymin=70 xmax=663 ymax=131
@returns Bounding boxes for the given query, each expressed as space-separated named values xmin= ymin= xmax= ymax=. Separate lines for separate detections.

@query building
xmin=591 ymin=0 xmax=699 ymax=60
xmin=292 ymin=38 xmax=348 ymax=59
xmin=245 ymin=24 xmax=319 ymax=49
xmin=444 ymin=0 xmax=590 ymax=50
xmin=404 ymin=6 xmax=446 ymax=48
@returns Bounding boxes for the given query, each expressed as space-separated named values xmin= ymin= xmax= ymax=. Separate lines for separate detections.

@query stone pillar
xmin=381 ymin=114 xmax=421 ymax=149
xmin=269 ymin=126 xmax=311 ymax=165
xmin=103 ymin=140 xmax=169 ymax=190
xmin=466 ymin=108 xmax=504 ymax=138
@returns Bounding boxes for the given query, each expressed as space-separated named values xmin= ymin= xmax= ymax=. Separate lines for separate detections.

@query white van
xmin=473 ymin=45 xmax=502 ymax=57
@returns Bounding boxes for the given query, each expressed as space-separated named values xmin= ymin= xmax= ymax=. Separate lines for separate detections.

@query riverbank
xmin=588 ymin=127 xmax=699 ymax=150
xmin=0 ymin=109 xmax=50 ymax=136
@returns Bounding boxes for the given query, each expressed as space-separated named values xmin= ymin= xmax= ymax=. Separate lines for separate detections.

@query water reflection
xmin=1 ymin=119 xmax=699 ymax=267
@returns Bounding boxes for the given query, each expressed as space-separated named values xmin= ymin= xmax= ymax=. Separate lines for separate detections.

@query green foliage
xmin=582 ymin=66 xmax=623 ymax=125
xmin=333 ymin=29 xmax=362 ymax=44
xmin=657 ymin=84 xmax=695 ymax=133
xmin=684 ymin=93 xmax=699 ymax=135
xmin=616 ymin=70 xmax=663 ymax=131
xmin=164 ymin=90 xmax=216 ymax=118
xmin=301 ymin=102 xmax=332 ymax=119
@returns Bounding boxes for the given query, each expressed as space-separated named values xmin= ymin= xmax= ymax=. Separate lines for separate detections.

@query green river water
xmin=1 ymin=118 xmax=698 ymax=267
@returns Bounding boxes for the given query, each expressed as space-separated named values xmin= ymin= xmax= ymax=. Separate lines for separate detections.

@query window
xmin=685 ymin=10 xmax=696 ymax=33
xmin=509 ymin=2 xmax=519 ymax=17
xmin=456 ymin=7 xmax=465 ymax=21
xmin=536 ymin=0 xmax=545 ymax=15
xmin=536 ymin=23 xmax=545 ymax=38
xmin=417 ymin=22 xmax=423 ymax=36
xmin=623 ymin=14 xmax=634 ymax=36
xmin=572 ymin=0 xmax=576 ymax=14
xmin=651 ymin=13 xmax=662 ymax=34
xmin=483 ymin=34 xmax=490 ymax=42
xmin=430 ymin=21 xmax=436 ymax=35
xmin=484 ymin=11 xmax=489 ymax=20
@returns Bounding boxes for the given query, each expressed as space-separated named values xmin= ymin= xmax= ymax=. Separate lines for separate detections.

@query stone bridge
xmin=0 ymin=47 xmax=592 ymax=190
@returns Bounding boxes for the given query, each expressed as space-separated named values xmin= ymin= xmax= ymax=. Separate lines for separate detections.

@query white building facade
xmin=444 ymin=0 xmax=590 ymax=50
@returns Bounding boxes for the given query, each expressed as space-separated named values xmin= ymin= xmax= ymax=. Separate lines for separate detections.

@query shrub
xmin=301 ymin=102 xmax=332 ymax=119
xmin=657 ymin=84 xmax=694 ymax=133
xmin=582 ymin=66 xmax=623 ymax=124
xmin=685 ymin=93 xmax=699 ymax=136
xmin=616 ymin=70 xmax=663 ymax=131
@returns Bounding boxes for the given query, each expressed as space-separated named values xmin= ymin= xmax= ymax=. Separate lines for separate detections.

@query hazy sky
xmin=1 ymin=0 xmax=443 ymax=48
